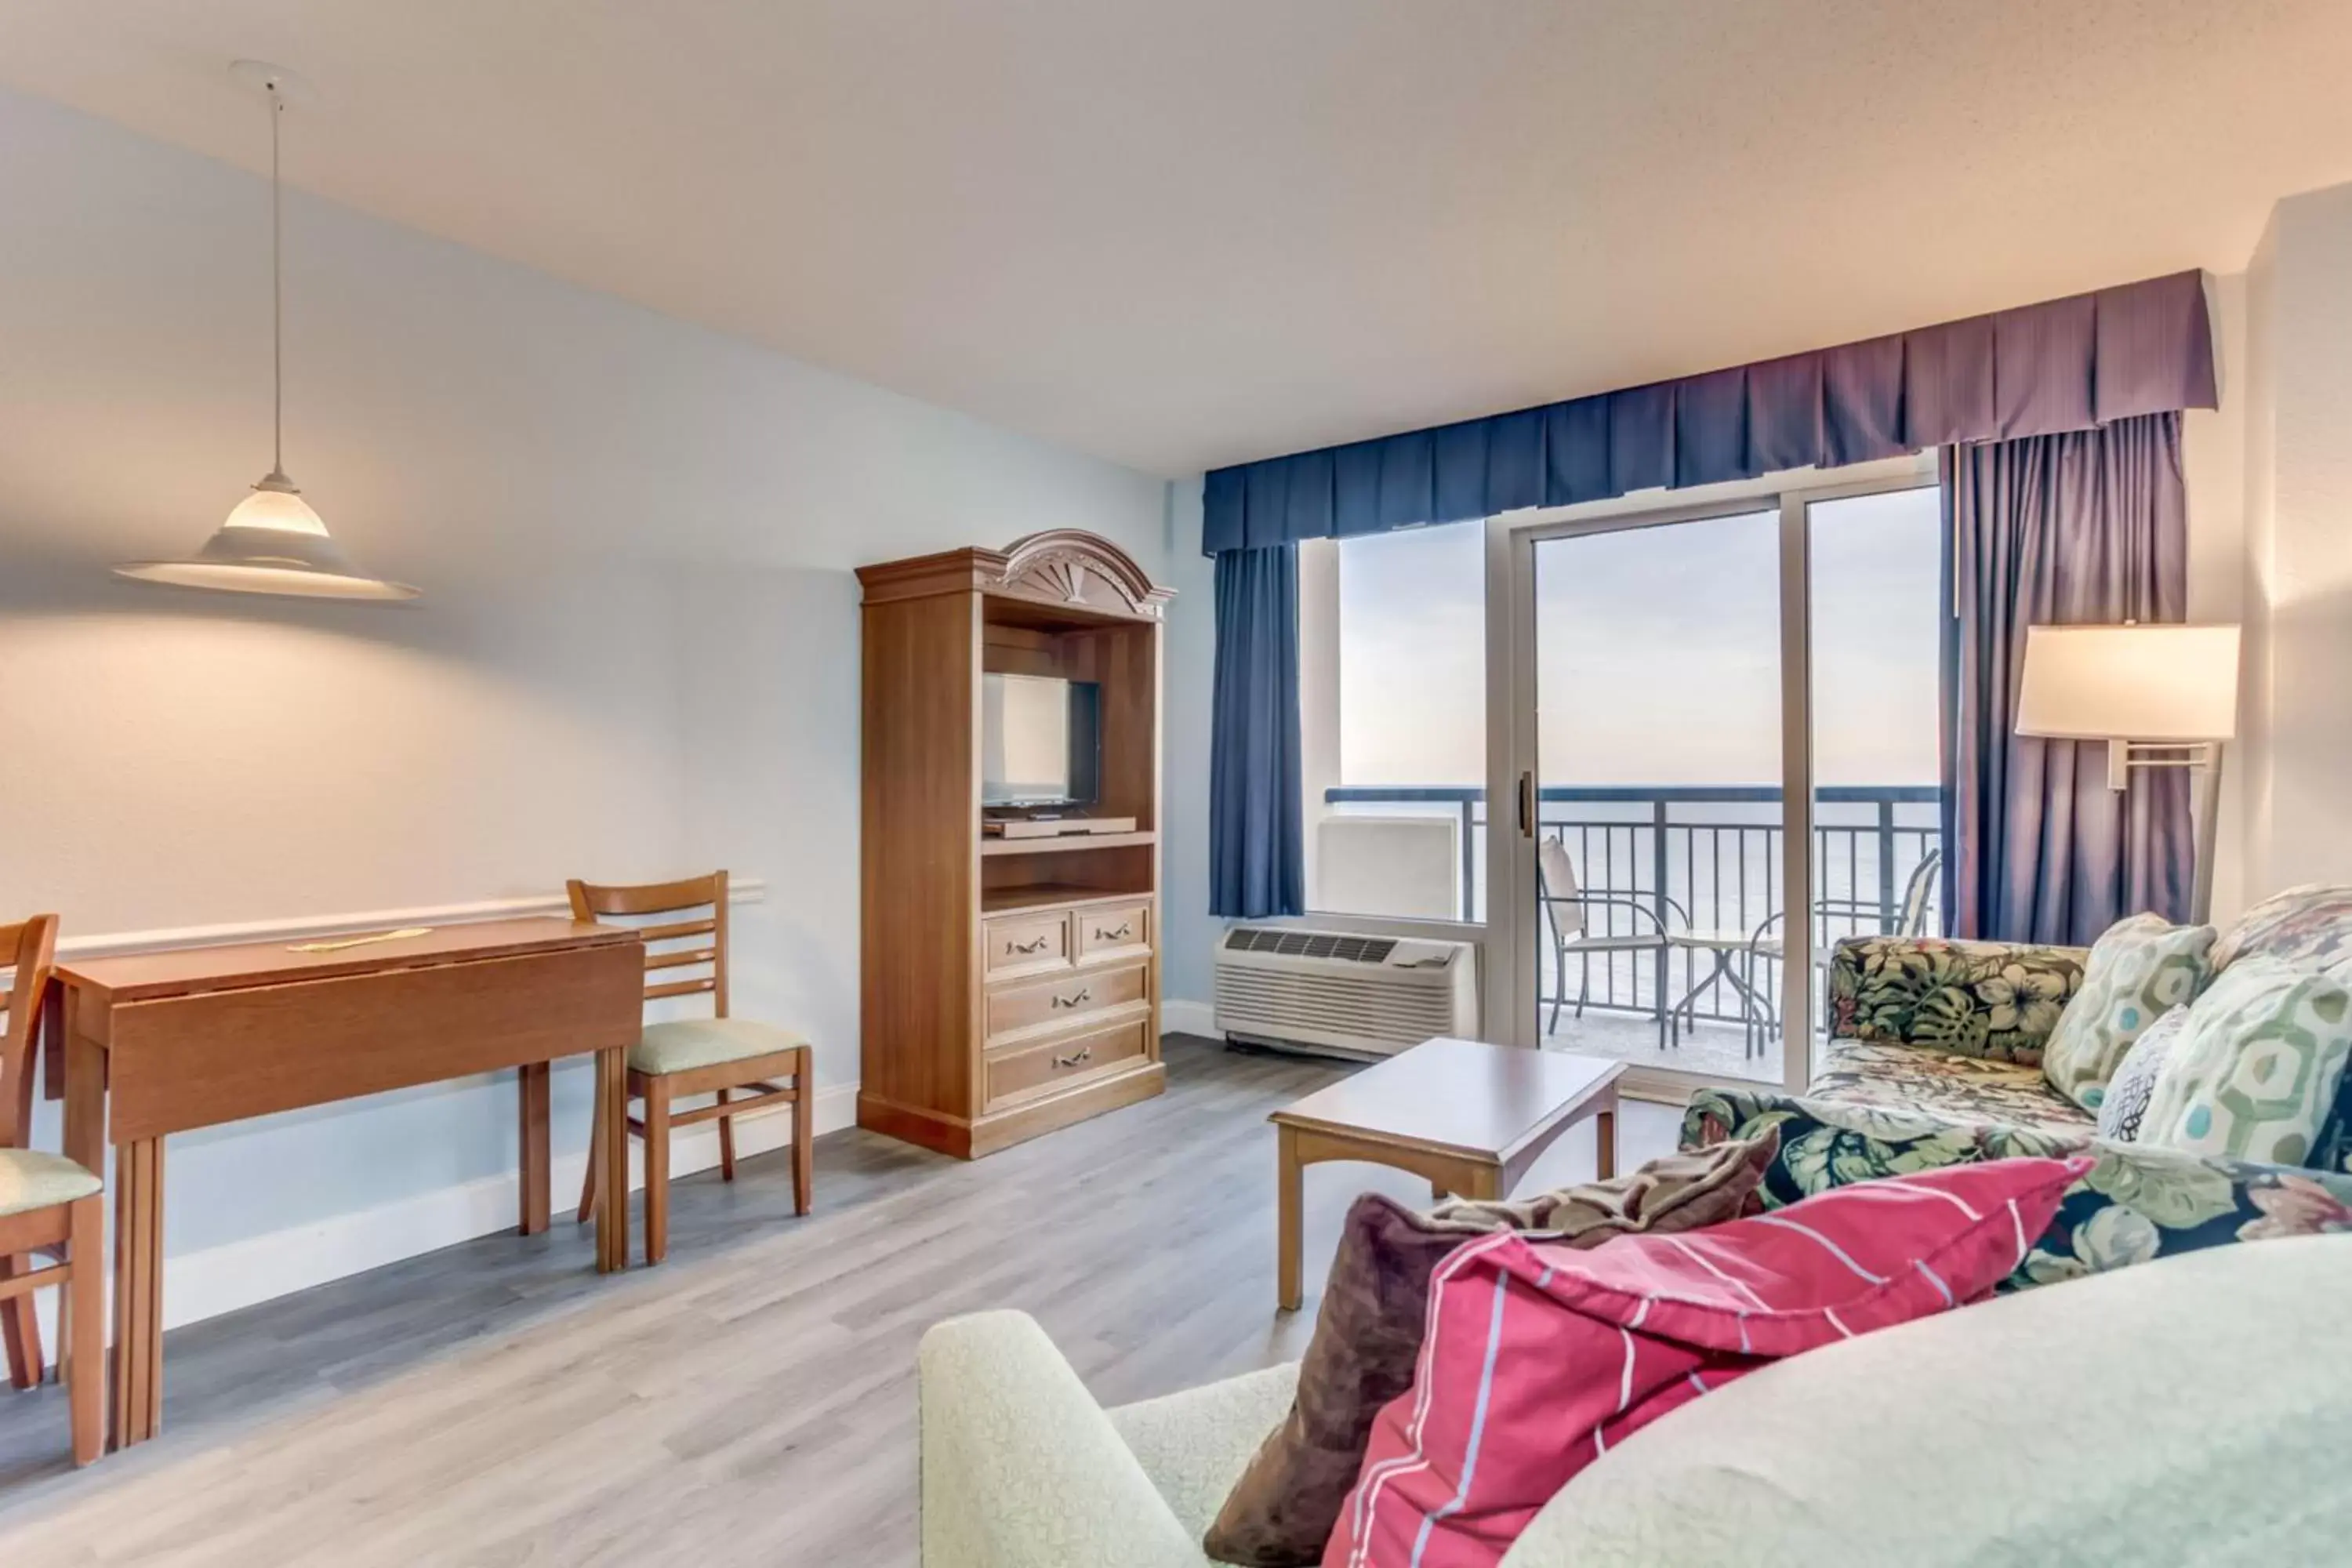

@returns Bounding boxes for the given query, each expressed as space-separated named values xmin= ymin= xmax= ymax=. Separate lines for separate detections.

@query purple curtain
xmin=1940 ymin=412 xmax=2193 ymax=946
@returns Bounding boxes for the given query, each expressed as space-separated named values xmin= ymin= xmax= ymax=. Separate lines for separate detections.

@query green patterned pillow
xmin=2042 ymin=913 xmax=2216 ymax=1111
xmin=2139 ymin=956 xmax=2352 ymax=1167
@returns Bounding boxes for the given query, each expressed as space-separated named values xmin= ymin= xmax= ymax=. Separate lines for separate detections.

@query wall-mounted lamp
xmin=2016 ymin=622 xmax=2240 ymax=923
xmin=113 ymin=61 xmax=417 ymax=602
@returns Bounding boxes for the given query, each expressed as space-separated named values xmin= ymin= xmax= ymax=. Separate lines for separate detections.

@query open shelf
xmin=980 ymin=829 xmax=1156 ymax=858
xmin=980 ymin=882 xmax=1152 ymax=915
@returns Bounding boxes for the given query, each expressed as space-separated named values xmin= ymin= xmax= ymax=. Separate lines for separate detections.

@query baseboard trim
xmin=55 ymin=878 xmax=769 ymax=963
xmin=159 ymin=1079 xmax=856 ymax=1330
xmin=1162 ymin=998 xmax=1217 ymax=1040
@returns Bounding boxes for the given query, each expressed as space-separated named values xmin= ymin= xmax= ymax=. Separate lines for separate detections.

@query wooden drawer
xmin=1073 ymin=900 xmax=1152 ymax=965
xmin=985 ymin=1014 xmax=1151 ymax=1107
xmin=982 ymin=911 xmax=1070 ymax=978
xmin=985 ymin=960 xmax=1149 ymax=1044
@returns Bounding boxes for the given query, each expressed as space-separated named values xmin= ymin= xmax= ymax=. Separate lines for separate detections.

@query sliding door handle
xmin=1517 ymin=771 xmax=1535 ymax=839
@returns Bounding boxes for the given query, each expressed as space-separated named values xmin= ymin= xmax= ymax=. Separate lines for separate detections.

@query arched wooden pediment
xmin=990 ymin=530 xmax=1172 ymax=620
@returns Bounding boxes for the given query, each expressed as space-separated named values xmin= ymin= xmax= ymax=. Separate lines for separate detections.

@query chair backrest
xmin=566 ymin=872 xmax=728 ymax=1019
xmin=1897 ymin=850 xmax=1943 ymax=938
xmin=0 ymin=914 xmax=59 ymax=1150
xmin=1537 ymin=837 xmax=1585 ymax=939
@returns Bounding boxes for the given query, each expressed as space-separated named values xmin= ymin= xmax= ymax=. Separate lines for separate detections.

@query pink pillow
xmin=1324 ymin=1156 xmax=2090 ymax=1568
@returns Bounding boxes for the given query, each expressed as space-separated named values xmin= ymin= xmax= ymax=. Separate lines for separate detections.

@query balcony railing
xmin=1321 ymin=783 xmax=1944 ymax=1028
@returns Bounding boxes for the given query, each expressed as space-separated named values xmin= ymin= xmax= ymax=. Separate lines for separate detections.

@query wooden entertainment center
xmin=855 ymin=531 xmax=1171 ymax=1159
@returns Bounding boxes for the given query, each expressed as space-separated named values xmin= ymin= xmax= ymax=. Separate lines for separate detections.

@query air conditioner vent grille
xmin=1222 ymin=927 xmax=1399 ymax=965
xmin=1213 ymin=927 xmax=1476 ymax=1058
xmin=1214 ymin=971 xmax=1455 ymax=1046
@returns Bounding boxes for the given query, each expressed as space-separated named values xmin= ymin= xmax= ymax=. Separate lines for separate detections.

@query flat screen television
xmin=982 ymin=673 xmax=1102 ymax=808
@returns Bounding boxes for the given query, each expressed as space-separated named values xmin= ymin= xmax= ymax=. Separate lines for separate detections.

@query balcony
xmin=1318 ymin=783 xmax=1944 ymax=1081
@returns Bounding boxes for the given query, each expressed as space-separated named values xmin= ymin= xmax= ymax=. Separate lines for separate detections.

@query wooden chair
xmin=0 ymin=913 xmax=104 ymax=1465
xmin=572 ymin=872 xmax=813 ymax=1265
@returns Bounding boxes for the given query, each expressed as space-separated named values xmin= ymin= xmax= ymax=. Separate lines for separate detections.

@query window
xmin=1301 ymin=520 xmax=1487 ymax=920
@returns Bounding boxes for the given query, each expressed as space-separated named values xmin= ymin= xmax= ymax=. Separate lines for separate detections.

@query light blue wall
xmin=0 ymin=86 xmax=1212 ymax=1308
xmin=1159 ymin=476 xmax=1220 ymax=1005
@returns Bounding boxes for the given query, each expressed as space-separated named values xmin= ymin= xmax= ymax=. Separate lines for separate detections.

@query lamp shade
xmin=2016 ymin=624 xmax=2240 ymax=741
xmin=220 ymin=485 xmax=329 ymax=535
xmin=114 ymin=476 xmax=419 ymax=601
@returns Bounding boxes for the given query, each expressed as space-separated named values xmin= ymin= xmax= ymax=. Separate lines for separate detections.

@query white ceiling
xmin=5 ymin=2 xmax=2350 ymax=477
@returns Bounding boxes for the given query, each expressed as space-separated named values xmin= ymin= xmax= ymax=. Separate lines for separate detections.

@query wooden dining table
xmin=43 ymin=916 xmax=645 ymax=1449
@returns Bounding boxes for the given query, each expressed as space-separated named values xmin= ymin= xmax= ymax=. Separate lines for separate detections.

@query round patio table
xmin=1664 ymin=928 xmax=1780 ymax=1058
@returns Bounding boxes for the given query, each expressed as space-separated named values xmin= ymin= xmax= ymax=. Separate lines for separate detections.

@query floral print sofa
xmin=1682 ymin=885 xmax=2352 ymax=1287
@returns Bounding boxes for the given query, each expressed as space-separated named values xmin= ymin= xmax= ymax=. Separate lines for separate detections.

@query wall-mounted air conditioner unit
xmin=1212 ymin=926 xmax=1478 ymax=1060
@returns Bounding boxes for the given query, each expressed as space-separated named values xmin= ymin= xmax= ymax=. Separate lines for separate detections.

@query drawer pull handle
xmin=1096 ymin=923 xmax=1134 ymax=941
xmin=1051 ymin=989 xmax=1092 ymax=1009
xmin=1051 ymin=1046 xmax=1094 ymax=1069
xmin=1008 ymin=935 xmax=1051 ymax=955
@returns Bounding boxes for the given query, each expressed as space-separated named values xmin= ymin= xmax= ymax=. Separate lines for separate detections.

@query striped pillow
xmin=1325 ymin=1156 xmax=2089 ymax=1568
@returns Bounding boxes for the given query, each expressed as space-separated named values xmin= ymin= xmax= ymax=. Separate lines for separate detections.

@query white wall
xmin=2239 ymin=226 xmax=2281 ymax=906
xmin=0 ymin=87 xmax=1215 ymax=1323
xmin=2235 ymin=180 xmax=2352 ymax=903
xmin=1297 ymin=536 xmax=1342 ymax=911
xmin=2185 ymin=272 xmax=2250 ymax=920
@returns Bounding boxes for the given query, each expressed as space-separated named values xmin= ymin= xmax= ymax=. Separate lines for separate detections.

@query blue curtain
xmin=1203 ymin=270 xmax=2216 ymax=554
xmin=1940 ymin=412 xmax=2193 ymax=945
xmin=1210 ymin=544 xmax=1305 ymax=918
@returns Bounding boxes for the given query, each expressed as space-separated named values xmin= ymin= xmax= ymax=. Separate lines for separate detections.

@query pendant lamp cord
xmin=269 ymin=82 xmax=285 ymax=479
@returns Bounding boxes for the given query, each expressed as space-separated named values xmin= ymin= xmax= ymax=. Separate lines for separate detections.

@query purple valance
xmin=1201 ymin=270 xmax=2216 ymax=555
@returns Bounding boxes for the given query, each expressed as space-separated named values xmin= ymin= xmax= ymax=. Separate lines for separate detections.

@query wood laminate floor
xmin=0 ymin=1038 xmax=1679 ymax=1566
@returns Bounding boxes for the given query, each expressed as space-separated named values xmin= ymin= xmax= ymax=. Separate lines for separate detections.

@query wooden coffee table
xmin=1269 ymin=1037 xmax=1624 ymax=1311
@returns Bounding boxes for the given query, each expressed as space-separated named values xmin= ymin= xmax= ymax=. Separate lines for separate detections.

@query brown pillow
xmin=1200 ymin=1128 xmax=1780 ymax=1566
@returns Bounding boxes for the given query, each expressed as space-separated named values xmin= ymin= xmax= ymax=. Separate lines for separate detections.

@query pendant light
xmin=114 ymin=61 xmax=418 ymax=601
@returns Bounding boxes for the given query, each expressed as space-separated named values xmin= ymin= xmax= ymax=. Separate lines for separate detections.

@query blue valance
xmin=1201 ymin=270 xmax=2216 ymax=555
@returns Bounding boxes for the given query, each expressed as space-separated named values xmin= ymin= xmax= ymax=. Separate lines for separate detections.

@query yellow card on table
xmin=286 ymin=927 xmax=434 ymax=953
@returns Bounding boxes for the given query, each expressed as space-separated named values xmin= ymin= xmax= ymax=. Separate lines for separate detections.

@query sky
xmin=1336 ymin=486 xmax=1944 ymax=789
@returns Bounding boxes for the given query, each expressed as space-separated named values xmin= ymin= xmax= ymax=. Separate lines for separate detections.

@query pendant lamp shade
xmin=114 ymin=63 xmax=417 ymax=602
xmin=114 ymin=482 xmax=418 ymax=600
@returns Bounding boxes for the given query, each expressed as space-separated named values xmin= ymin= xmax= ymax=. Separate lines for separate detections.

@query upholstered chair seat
xmin=0 ymin=1150 xmax=102 ymax=1221
xmin=631 ymin=1018 xmax=813 ymax=1077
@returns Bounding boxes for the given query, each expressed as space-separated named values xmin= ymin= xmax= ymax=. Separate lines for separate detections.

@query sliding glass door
xmin=1493 ymin=470 xmax=1938 ymax=1097
xmin=1806 ymin=486 xmax=1947 ymax=993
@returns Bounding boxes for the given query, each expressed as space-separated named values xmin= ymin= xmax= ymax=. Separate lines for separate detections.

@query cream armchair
xmin=919 ymin=1310 xmax=1294 ymax=1568
xmin=920 ymin=1236 xmax=2352 ymax=1568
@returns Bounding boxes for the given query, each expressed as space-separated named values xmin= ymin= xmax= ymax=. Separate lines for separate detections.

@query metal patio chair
xmin=1743 ymin=848 xmax=1944 ymax=1051
xmin=1537 ymin=836 xmax=1687 ymax=1049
